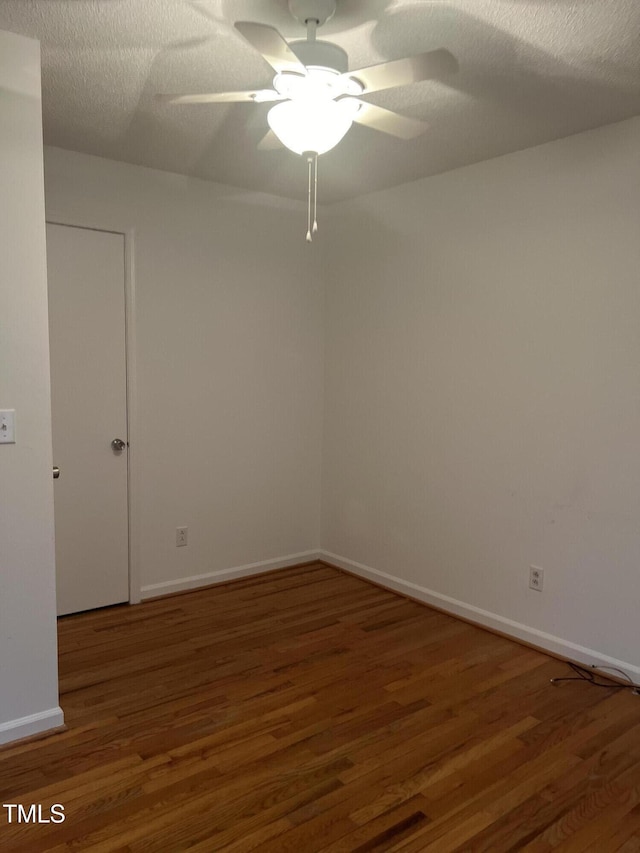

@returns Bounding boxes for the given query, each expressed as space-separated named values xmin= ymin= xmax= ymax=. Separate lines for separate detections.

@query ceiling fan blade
xmin=156 ymin=90 xmax=282 ymax=104
xmin=257 ymin=129 xmax=283 ymax=151
xmin=235 ymin=21 xmax=308 ymax=76
xmin=351 ymin=100 xmax=428 ymax=139
xmin=345 ymin=49 xmax=458 ymax=95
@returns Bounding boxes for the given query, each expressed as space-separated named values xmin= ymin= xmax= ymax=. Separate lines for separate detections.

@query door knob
xmin=111 ymin=438 xmax=127 ymax=452
xmin=53 ymin=466 xmax=60 ymax=479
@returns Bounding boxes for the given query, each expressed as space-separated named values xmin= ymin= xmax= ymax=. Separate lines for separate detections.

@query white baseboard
xmin=140 ymin=550 xmax=322 ymax=598
xmin=0 ymin=706 xmax=65 ymax=747
xmin=321 ymin=550 xmax=640 ymax=680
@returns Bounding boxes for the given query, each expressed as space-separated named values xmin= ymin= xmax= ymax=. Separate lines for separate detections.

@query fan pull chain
xmin=304 ymin=152 xmax=319 ymax=243
xmin=312 ymin=154 xmax=318 ymax=234
xmin=306 ymin=154 xmax=313 ymax=243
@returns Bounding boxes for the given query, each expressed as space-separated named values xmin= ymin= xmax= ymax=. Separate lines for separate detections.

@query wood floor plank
xmin=1 ymin=561 xmax=639 ymax=851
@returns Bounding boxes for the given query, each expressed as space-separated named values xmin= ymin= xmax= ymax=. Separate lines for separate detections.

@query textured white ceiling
xmin=0 ymin=0 xmax=638 ymax=202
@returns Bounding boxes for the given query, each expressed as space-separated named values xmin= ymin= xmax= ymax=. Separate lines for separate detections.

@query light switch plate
xmin=0 ymin=410 xmax=16 ymax=444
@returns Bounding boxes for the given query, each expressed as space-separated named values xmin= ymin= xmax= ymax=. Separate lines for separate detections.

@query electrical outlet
xmin=176 ymin=527 xmax=188 ymax=547
xmin=529 ymin=565 xmax=544 ymax=591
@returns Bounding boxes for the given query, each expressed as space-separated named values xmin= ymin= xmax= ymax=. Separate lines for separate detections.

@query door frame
xmin=46 ymin=215 xmax=141 ymax=605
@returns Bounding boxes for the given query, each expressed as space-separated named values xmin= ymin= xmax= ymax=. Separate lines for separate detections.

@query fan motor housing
xmin=290 ymin=39 xmax=348 ymax=73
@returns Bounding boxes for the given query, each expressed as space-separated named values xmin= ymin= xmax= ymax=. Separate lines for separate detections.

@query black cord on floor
xmin=551 ymin=661 xmax=640 ymax=694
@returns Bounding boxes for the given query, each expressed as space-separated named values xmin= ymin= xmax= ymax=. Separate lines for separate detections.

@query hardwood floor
xmin=1 ymin=562 xmax=640 ymax=851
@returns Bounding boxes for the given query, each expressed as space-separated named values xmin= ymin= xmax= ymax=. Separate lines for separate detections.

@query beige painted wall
xmin=322 ymin=117 xmax=640 ymax=673
xmin=0 ymin=31 xmax=62 ymax=743
xmin=44 ymin=147 xmax=324 ymax=596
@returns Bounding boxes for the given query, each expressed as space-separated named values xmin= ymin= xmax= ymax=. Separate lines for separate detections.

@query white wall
xmin=19 ymin=98 xmax=640 ymax=746
xmin=0 ymin=31 xmax=63 ymax=744
xmin=322 ymin=117 xmax=640 ymax=674
xmin=44 ymin=148 xmax=324 ymax=596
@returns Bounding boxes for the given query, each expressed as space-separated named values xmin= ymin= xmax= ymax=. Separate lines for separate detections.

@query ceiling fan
xmin=157 ymin=0 xmax=458 ymax=240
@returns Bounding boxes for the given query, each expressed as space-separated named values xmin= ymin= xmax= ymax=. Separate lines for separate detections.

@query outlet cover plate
xmin=529 ymin=565 xmax=544 ymax=591
xmin=0 ymin=410 xmax=16 ymax=444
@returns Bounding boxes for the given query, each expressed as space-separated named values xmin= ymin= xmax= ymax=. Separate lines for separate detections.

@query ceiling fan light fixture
xmin=267 ymin=97 xmax=359 ymax=155
xmin=157 ymin=10 xmax=458 ymax=240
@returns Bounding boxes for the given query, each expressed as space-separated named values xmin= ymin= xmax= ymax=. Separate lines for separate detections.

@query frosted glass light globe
xmin=267 ymin=97 xmax=360 ymax=156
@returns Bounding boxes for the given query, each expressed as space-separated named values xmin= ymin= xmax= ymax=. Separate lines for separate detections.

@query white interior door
xmin=47 ymin=223 xmax=129 ymax=616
